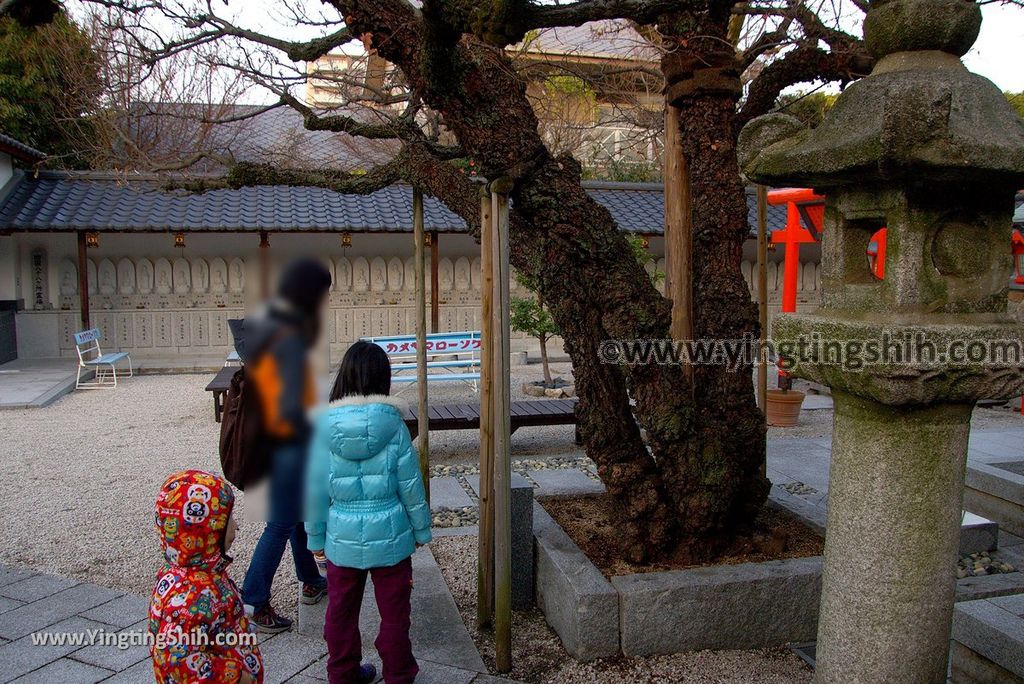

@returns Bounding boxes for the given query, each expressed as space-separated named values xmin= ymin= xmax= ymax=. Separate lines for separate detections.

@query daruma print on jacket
xmin=305 ymin=395 xmax=432 ymax=569
xmin=150 ymin=470 xmax=262 ymax=683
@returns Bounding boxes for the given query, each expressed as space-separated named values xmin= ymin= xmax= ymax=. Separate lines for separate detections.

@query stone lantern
xmin=739 ymin=1 xmax=1024 ymax=682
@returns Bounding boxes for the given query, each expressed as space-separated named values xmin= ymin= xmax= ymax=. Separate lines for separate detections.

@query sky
xmin=70 ymin=0 xmax=1024 ymax=94
xmin=965 ymin=4 xmax=1024 ymax=92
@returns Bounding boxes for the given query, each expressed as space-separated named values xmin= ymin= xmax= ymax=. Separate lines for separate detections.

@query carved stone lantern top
xmin=737 ymin=0 xmax=1024 ymax=406
xmin=740 ymin=0 xmax=1024 ymax=190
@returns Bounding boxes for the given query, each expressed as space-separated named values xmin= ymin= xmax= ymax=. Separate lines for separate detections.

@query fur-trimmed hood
xmin=316 ymin=394 xmax=409 ymax=461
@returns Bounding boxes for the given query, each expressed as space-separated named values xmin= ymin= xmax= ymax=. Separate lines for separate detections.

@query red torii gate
xmin=767 ymin=188 xmax=887 ymax=313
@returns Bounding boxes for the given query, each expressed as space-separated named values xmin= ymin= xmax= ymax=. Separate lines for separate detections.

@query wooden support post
xmin=76 ymin=231 xmax=90 ymax=330
xmin=259 ymin=231 xmax=271 ymax=299
xmin=430 ymin=231 xmax=440 ymax=332
xmin=490 ymin=181 xmax=513 ymax=674
xmin=476 ymin=191 xmax=495 ymax=629
xmin=413 ymin=190 xmax=430 ymax=502
xmin=756 ymin=185 xmax=769 ymax=418
xmin=664 ymin=104 xmax=693 ymax=380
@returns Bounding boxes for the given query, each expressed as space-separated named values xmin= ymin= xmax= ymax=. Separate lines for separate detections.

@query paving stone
xmin=284 ymin=675 xmax=324 ymax=684
xmin=0 ymin=574 xmax=79 ymax=604
xmin=8 ymin=657 xmax=113 ymax=683
xmin=413 ymin=659 xmax=477 ymax=684
xmin=0 ymin=597 xmax=24 ymax=615
xmin=298 ymin=548 xmax=485 ymax=674
xmin=429 ymin=476 xmax=474 ymax=510
xmin=953 ymin=598 xmax=1024 ymax=677
xmin=0 ymin=567 xmax=36 ymax=589
xmin=297 ymin=655 xmax=329 ymax=681
xmin=0 ymin=583 xmax=121 ymax=641
xmin=259 ymin=630 xmax=329 ymax=684
xmin=69 ymin=619 xmax=150 ymax=672
xmin=0 ymin=616 xmax=108 ymax=682
xmin=527 ymin=469 xmax=604 ymax=496
xmin=472 ymin=674 xmax=527 ymax=684
xmin=955 ymin=570 xmax=1024 ymax=602
xmin=1001 ymin=530 xmax=1024 ymax=547
xmin=79 ymin=594 xmax=149 ymax=629
xmin=99 ymin=657 xmax=154 ymax=684
xmin=989 ymin=593 xmax=1024 ymax=617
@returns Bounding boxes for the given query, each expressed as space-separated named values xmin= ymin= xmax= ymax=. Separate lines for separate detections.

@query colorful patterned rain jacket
xmin=150 ymin=470 xmax=263 ymax=683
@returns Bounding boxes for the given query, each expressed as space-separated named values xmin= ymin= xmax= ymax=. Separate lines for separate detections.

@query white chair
xmin=74 ymin=329 xmax=133 ymax=389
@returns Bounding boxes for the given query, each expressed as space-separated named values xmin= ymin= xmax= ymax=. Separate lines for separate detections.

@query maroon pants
xmin=324 ymin=557 xmax=418 ymax=684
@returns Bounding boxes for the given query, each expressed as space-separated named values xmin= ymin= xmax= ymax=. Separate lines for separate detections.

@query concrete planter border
xmin=965 ymin=461 xmax=1024 ymax=538
xmin=532 ymin=495 xmax=823 ymax=659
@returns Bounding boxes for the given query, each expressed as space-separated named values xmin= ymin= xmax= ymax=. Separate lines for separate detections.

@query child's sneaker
xmin=357 ymin=663 xmax=377 ymax=684
xmin=251 ymin=604 xmax=293 ymax=634
xmin=301 ymin=581 xmax=328 ymax=605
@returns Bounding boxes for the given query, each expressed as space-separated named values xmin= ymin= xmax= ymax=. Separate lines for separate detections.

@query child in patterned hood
xmin=151 ymin=469 xmax=263 ymax=683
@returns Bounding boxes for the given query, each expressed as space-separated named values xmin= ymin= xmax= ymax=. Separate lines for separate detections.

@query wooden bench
xmin=362 ymin=331 xmax=482 ymax=389
xmin=205 ymin=366 xmax=236 ymax=422
xmin=403 ymin=398 xmax=581 ymax=444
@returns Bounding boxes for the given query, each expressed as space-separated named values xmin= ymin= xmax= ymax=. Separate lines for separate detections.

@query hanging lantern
xmin=85 ymin=232 xmax=99 ymax=249
xmin=174 ymin=232 xmax=186 ymax=249
xmin=640 ymin=236 xmax=650 ymax=249
xmin=341 ymin=232 xmax=353 ymax=248
xmin=424 ymin=232 xmax=432 ymax=247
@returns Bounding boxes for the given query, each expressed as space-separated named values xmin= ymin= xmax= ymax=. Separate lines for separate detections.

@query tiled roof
xmin=0 ymin=173 xmax=787 ymax=235
xmin=0 ymin=133 xmax=46 ymax=163
xmin=0 ymin=174 xmax=464 ymax=233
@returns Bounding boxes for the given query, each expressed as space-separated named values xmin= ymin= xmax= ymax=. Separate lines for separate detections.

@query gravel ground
xmin=0 ymin=364 xmax=578 ymax=613
xmin=431 ymin=534 xmax=814 ymax=683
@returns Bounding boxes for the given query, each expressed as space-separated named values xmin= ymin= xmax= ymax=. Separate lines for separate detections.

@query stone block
xmin=8 ymin=657 xmax=113 ymax=683
xmin=951 ymin=641 xmax=1024 ymax=684
xmin=0 ymin=566 xmax=37 ymax=589
xmin=964 ymin=480 xmax=1024 ymax=538
xmin=0 ymin=574 xmax=77 ymax=603
xmin=528 ymin=469 xmax=604 ymax=497
xmin=955 ymin=570 xmax=1024 ymax=602
xmin=0 ymin=596 xmax=24 ymax=615
xmin=70 ymin=619 xmax=151 ymax=672
xmin=953 ymin=597 xmax=1024 ymax=679
xmin=959 ymin=512 xmax=999 ymax=555
xmin=533 ymin=502 xmax=618 ymax=661
xmin=612 ymin=556 xmax=822 ymax=656
xmin=0 ymin=583 xmax=120 ymax=641
xmin=511 ymin=476 xmax=534 ymax=611
xmin=429 ymin=477 xmax=474 ymax=511
xmin=0 ymin=615 xmax=110 ymax=681
xmin=259 ymin=630 xmax=329 ymax=684
xmin=79 ymin=594 xmax=150 ymax=629
xmin=97 ymin=657 xmax=155 ymax=684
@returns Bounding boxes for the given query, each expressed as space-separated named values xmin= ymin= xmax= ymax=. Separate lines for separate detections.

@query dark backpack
xmin=218 ymin=365 xmax=271 ymax=491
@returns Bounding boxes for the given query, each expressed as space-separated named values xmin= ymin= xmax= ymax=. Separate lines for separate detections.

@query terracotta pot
xmin=766 ymin=389 xmax=806 ymax=427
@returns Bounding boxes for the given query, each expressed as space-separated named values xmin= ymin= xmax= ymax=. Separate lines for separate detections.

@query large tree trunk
xmin=335 ymin=0 xmax=767 ymax=560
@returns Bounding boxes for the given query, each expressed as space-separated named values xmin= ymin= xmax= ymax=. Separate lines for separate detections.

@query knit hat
xmin=277 ymin=258 xmax=332 ymax=315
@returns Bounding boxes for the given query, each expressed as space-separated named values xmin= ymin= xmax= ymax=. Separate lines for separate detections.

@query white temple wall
xmin=6 ymin=231 xmax=823 ymax=366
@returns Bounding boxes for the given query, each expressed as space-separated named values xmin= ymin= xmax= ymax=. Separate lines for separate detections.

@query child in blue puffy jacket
xmin=305 ymin=341 xmax=432 ymax=684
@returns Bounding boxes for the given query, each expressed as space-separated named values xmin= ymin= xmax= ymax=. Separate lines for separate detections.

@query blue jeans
xmin=242 ymin=441 xmax=323 ymax=611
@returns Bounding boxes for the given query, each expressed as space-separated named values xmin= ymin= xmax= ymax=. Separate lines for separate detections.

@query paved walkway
xmin=0 ymin=549 xmax=517 ymax=683
xmin=0 ymin=359 xmax=82 ymax=409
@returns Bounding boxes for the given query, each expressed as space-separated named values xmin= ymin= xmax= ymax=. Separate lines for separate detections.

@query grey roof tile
xmin=0 ymin=173 xmax=872 ymax=236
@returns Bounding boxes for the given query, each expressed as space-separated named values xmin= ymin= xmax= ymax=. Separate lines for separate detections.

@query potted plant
xmin=766 ymin=372 xmax=805 ymax=427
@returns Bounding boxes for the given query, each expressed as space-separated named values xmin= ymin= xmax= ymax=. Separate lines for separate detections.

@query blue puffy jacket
xmin=304 ymin=395 xmax=432 ymax=569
